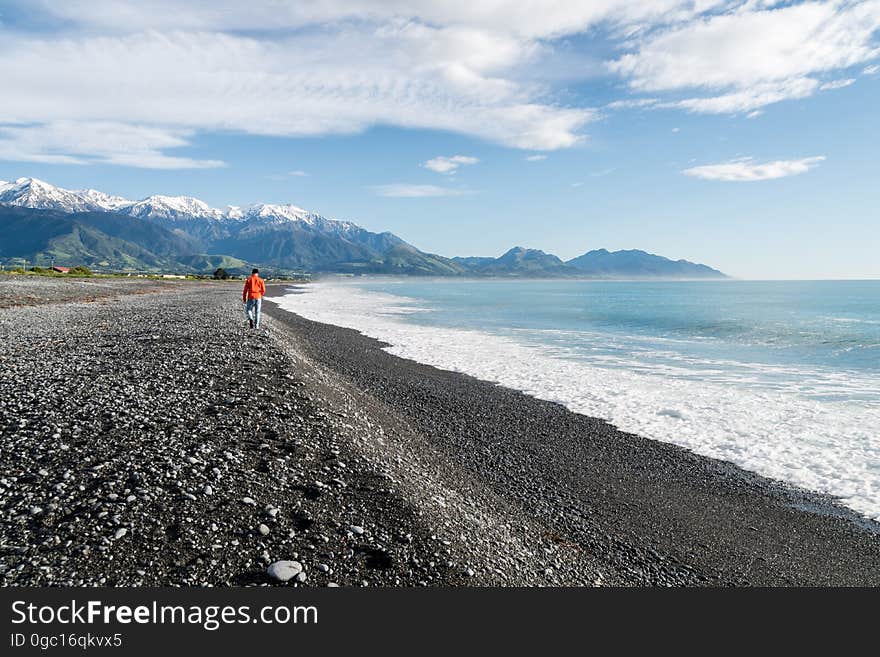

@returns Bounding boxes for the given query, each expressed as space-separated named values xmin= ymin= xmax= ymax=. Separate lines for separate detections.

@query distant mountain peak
xmin=451 ymin=245 xmax=571 ymax=276
xmin=123 ymin=194 xmax=225 ymax=221
xmin=499 ymin=246 xmax=561 ymax=261
xmin=5 ymin=177 xmax=46 ymax=192
xmin=566 ymin=248 xmax=726 ymax=279
xmin=0 ymin=176 xmax=343 ymax=228
xmin=501 ymin=246 xmax=547 ymax=256
xmin=244 ymin=203 xmax=314 ymax=225
xmin=0 ymin=176 xmax=123 ymax=213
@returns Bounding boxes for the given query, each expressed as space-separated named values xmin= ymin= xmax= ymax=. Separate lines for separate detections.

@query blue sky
xmin=1 ymin=0 xmax=879 ymax=279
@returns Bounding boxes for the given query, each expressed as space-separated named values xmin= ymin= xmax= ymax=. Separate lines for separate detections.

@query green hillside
xmin=175 ymin=254 xmax=250 ymax=274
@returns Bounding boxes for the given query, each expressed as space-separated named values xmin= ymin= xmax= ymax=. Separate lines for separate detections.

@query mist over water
xmin=273 ymin=279 xmax=880 ymax=520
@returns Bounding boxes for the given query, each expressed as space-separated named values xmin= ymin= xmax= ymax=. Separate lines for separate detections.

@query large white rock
xmin=267 ymin=560 xmax=303 ymax=582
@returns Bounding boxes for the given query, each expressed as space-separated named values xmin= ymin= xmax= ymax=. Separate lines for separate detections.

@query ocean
xmin=272 ymin=278 xmax=880 ymax=520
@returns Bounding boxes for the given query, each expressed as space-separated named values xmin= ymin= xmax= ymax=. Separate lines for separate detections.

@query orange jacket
xmin=243 ymin=274 xmax=266 ymax=301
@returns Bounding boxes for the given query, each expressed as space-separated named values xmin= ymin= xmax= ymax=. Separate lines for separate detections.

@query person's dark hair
xmin=252 ymin=268 xmax=259 ymax=274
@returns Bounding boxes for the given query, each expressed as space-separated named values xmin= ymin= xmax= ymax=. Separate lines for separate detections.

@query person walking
xmin=242 ymin=268 xmax=266 ymax=330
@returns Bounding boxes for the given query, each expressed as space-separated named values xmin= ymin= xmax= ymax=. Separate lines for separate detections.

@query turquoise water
xmin=275 ymin=278 xmax=880 ymax=519
xmin=352 ymin=279 xmax=880 ymax=401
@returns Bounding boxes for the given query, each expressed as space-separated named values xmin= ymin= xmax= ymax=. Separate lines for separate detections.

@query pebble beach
xmin=1 ymin=277 xmax=879 ymax=587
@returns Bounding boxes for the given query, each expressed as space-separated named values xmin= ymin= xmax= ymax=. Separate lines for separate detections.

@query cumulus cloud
xmin=682 ymin=156 xmax=826 ymax=181
xmin=423 ymin=155 xmax=479 ymax=174
xmin=610 ymin=1 xmax=880 ymax=114
xmin=370 ymin=183 xmax=466 ymax=197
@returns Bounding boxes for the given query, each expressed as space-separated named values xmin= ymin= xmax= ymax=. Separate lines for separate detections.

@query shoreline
xmin=264 ymin=283 xmax=880 ymax=585
xmin=1 ymin=278 xmax=878 ymax=586
xmin=270 ymin=280 xmax=880 ymax=525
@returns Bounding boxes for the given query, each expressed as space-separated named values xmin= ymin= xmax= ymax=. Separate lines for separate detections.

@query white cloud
xmin=610 ymin=1 xmax=880 ymax=114
xmin=266 ymin=170 xmax=309 ymax=181
xmin=865 ymin=63 xmax=880 ymax=74
xmin=0 ymin=10 xmax=602 ymax=165
xmin=605 ymin=97 xmax=660 ymax=110
xmin=525 ymin=154 xmax=547 ymax=161
xmin=2 ymin=1 xmax=876 ymax=168
xmin=671 ymin=78 xmax=820 ymax=114
xmin=370 ymin=183 xmax=466 ymax=197
xmin=612 ymin=2 xmax=880 ymax=90
xmin=682 ymin=155 xmax=825 ymax=181
xmin=26 ymin=1 xmax=724 ymax=40
xmin=0 ymin=121 xmax=225 ymax=169
xmin=820 ymin=77 xmax=856 ymax=90
xmin=423 ymin=154 xmax=479 ymax=174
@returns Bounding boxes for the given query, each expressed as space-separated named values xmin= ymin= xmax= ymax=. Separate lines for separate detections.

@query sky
xmin=0 ymin=1 xmax=878 ymax=279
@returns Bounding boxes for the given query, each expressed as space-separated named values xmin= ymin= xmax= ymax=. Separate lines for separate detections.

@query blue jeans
xmin=246 ymin=298 xmax=262 ymax=328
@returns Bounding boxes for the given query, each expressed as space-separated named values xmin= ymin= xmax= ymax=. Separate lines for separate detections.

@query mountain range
xmin=0 ymin=177 xmax=727 ymax=279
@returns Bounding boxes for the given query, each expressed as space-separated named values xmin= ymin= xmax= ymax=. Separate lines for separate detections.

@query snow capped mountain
xmin=245 ymin=203 xmax=313 ymax=224
xmin=225 ymin=206 xmax=245 ymax=220
xmin=0 ymin=177 xmax=356 ymax=230
xmin=122 ymin=195 xmax=226 ymax=221
xmin=0 ymin=177 xmax=127 ymax=213
xmin=78 ymin=188 xmax=131 ymax=211
xmin=238 ymin=203 xmax=359 ymax=232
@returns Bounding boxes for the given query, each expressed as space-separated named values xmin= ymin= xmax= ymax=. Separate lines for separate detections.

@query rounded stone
xmin=267 ymin=560 xmax=303 ymax=582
